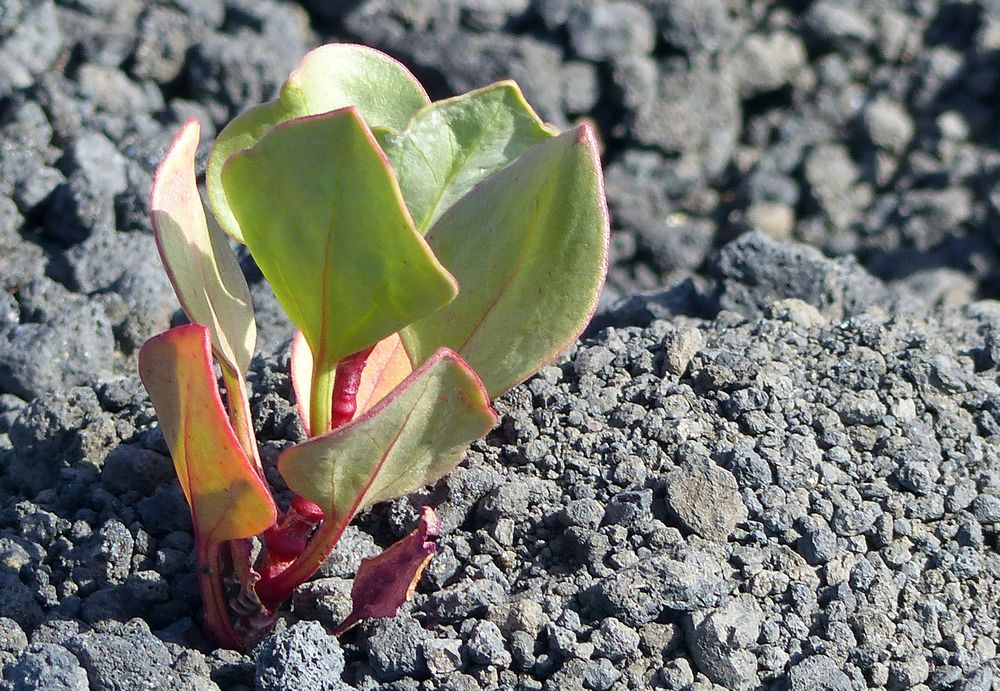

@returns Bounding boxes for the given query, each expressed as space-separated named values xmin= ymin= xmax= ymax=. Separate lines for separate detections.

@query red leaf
xmin=333 ymin=506 xmax=440 ymax=635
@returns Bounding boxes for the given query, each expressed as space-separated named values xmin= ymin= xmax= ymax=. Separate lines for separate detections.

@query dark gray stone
xmin=786 ymin=654 xmax=851 ymax=691
xmin=559 ymin=498 xmax=604 ymax=530
xmin=582 ymin=657 xmax=621 ymax=690
xmin=80 ymin=587 xmax=142 ymax=625
xmin=0 ymin=302 xmax=114 ymax=401
xmin=0 ymin=573 xmax=43 ymax=630
xmin=559 ymin=60 xmax=600 ymax=115
xmin=136 ymin=485 xmax=192 ymax=536
xmin=8 ymin=386 xmax=116 ymax=494
xmin=315 ymin=526 xmax=380 ymax=579
xmin=463 ymin=620 xmax=510 ymax=668
xmin=44 ymin=132 xmax=128 ymax=244
xmin=424 ymin=579 xmax=505 ymax=623
xmin=131 ymin=7 xmax=200 ymax=83
xmin=364 ymin=616 xmax=427 ymax=682
xmin=798 ymin=521 xmax=838 ymax=565
xmin=733 ymin=32 xmax=807 ymax=98
xmin=591 ymin=617 xmax=639 ymax=662
xmin=631 ymin=59 xmax=740 ymax=187
xmin=585 ymin=546 xmax=728 ymax=626
xmin=109 ymin=267 xmax=177 ymax=355
xmin=0 ymin=1 xmax=63 ymax=97
xmin=805 ymin=1 xmax=875 ymax=50
xmin=709 ymin=231 xmax=891 ymax=320
xmin=65 ymin=619 xmax=173 ymax=691
xmin=649 ymin=0 xmax=737 ymax=54
xmin=255 ymin=621 xmax=346 ymax=691
xmin=0 ymin=618 xmax=26 ymax=655
xmin=423 ymin=637 xmax=462 ymax=679
xmin=100 ymin=446 xmax=173 ymax=497
xmin=2 ymin=643 xmax=88 ymax=691
xmin=567 ymin=2 xmax=655 ymax=61
xmin=291 ymin=577 xmax=352 ymax=627
xmin=971 ymin=494 xmax=1000 ymax=524
xmin=124 ymin=571 xmax=169 ymax=604
xmin=78 ymin=519 xmax=133 ymax=586
xmin=685 ymin=599 xmax=761 ymax=690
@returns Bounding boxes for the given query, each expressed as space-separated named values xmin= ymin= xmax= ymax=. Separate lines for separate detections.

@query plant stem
xmin=257 ymin=345 xmax=377 ymax=608
xmin=196 ymin=540 xmax=241 ymax=650
xmin=220 ymin=362 xmax=263 ymax=478
xmin=330 ymin=345 xmax=375 ymax=427
xmin=256 ymin=509 xmax=353 ymax=609
xmin=309 ymin=364 xmax=336 ymax=437
xmin=259 ymin=494 xmax=324 ymax=581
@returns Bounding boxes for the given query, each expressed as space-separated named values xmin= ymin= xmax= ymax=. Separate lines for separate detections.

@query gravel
xmin=0 ymin=1 xmax=999 ymax=689
xmin=254 ymin=621 xmax=346 ymax=691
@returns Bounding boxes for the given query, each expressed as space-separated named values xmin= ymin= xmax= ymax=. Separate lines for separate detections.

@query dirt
xmin=0 ymin=1 xmax=999 ymax=690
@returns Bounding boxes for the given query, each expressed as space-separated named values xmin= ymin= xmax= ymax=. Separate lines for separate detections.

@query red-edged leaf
xmin=401 ymin=124 xmax=609 ymax=397
xmin=334 ymin=506 xmax=440 ymax=635
xmin=279 ymin=348 xmax=497 ymax=522
xmin=220 ymin=107 xmax=456 ymax=435
xmin=151 ymin=119 xmax=256 ymax=376
xmin=138 ymin=324 xmax=277 ymax=545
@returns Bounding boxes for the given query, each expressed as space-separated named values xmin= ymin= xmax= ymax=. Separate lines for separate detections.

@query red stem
xmin=257 ymin=346 xmax=376 ymax=606
xmin=256 ymin=509 xmax=354 ymax=609
xmin=196 ymin=540 xmax=241 ymax=650
xmin=330 ymin=345 xmax=376 ymax=428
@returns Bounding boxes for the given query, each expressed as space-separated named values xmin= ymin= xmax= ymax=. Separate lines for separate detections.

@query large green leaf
xmin=151 ymin=119 xmax=255 ymax=375
xmin=381 ymin=81 xmax=554 ymax=234
xmin=207 ymin=43 xmax=429 ymax=243
xmin=401 ymin=125 xmax=610 ymax=397
xmin=279 ymin=348 xmax=497 ymax=522
xmin=221 ymin=108 xmax=457 ymax=431
xmin=138 ymin=324 xmax=277 ymax=546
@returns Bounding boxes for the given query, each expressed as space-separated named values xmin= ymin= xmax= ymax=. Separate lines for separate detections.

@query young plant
xmin=138 ymin=43 xmax=609 ymax=649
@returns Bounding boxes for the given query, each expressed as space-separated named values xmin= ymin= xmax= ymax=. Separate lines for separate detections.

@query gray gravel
xmin=0 ymin=1 xmax=999 ymax=690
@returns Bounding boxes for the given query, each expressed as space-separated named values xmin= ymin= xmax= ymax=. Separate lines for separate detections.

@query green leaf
xmin=207 ymin=43 xmax=429 ymax=243
xmin=138 ymin=324 xmax=277 ymax=546
xmin=401 ymin=125 xmax=610 ymax=397
xmin=279 ymin=348 xmax=497 ymax=522
xmin=151 ymin=119 xmax=256 ymax=375
xmin=221 ymin=107 xmax=457 ymax=375
xmin=382 ymin=81 xmax=555 ymax=234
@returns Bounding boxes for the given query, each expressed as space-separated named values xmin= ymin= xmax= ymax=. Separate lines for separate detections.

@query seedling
xmin=139 ymin=44 xmax=608 ymax=649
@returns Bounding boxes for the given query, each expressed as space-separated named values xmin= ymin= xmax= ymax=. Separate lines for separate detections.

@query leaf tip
xmin=151 ymin=119 xmax=200 ymax=214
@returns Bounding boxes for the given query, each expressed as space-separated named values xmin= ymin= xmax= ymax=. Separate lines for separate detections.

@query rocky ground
xmin=0 ymin=1 xmax=998 ymax=689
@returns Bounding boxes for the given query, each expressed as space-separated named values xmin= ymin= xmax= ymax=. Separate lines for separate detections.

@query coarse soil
xmin=0 ymin=1 xmax=999 ymax=690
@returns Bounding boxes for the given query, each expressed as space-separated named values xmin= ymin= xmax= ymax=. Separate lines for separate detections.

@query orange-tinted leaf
xmin=333 ymin=506 xmax=440 ymax=635
xmin=138 ymin=324 xmax=277 ymax=545
xmin=356 ymin=334 xmax=413 ymax=414
xmin=290 ymin=331 xmax=413 ymax=436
